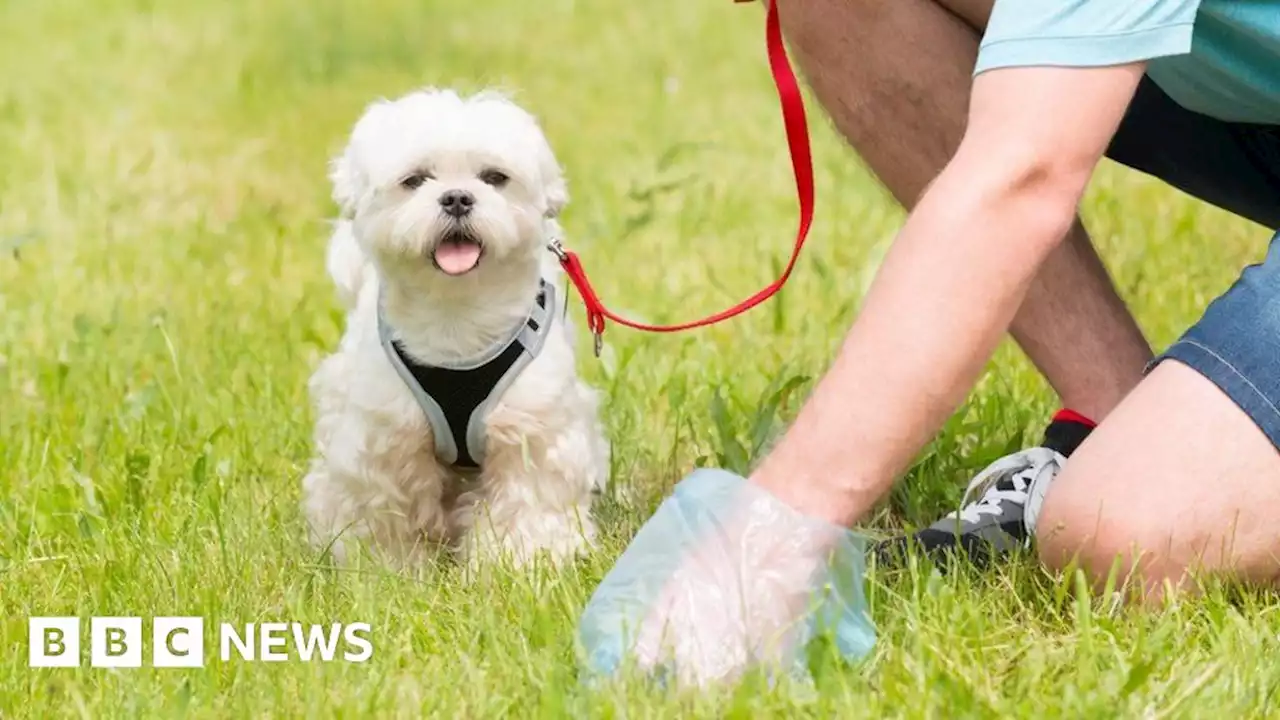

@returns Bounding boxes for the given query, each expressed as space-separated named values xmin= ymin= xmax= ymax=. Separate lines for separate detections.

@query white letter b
xmin=28 ymin=618 xmax=80 ymax=668
xmin=91 ymin=617 xmax=142 ymax=668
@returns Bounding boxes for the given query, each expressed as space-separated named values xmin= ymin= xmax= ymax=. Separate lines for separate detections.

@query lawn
xmin=3 ymin=0 xmax=1279 ymax=717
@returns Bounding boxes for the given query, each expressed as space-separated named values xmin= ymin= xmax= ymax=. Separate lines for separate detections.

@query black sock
xmin=1041 ymin=409 xmax=1096 ymax=457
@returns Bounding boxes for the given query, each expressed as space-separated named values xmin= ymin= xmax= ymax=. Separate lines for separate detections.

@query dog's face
xmin=331 ymin=89 xmax=566 ymax=277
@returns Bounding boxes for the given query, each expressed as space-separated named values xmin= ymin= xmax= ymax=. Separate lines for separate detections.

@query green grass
xmin=2 ymin=0 xmax=1278 ymax=716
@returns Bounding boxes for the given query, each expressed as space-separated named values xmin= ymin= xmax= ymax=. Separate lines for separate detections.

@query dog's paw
xmin=462 ymin=510 xmax=596 ymax=571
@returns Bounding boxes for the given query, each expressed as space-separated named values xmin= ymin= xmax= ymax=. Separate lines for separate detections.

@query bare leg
xmin=778 ymin=0 xmax=1152 ymax=420
xmin=1036 ymin=360 xmax=1280 ymax=596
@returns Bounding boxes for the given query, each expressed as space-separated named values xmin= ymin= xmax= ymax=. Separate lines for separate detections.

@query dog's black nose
xmin=439 ymin=189 xmax=475 ymax=218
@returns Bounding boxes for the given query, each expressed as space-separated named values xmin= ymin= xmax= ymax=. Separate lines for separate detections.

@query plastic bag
xmin=578 ymin=468 xmax=876 ymax=688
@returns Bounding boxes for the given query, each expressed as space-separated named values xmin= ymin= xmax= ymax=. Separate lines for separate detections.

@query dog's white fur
xmin=301 ymin=88 xmax=609 ymax=570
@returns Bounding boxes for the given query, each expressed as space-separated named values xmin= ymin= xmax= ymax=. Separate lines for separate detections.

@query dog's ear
xmin=538 ymin=147 xmax=568 ymax=218
xmin=544 ymin=174 xmax=568 ymax=218
xmin=330 ymin=99 xmax=391 ymax=217
xmin=329 ymin=147 xmax=364 ymax=218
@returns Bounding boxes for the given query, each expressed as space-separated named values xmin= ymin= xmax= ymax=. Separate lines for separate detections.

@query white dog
xmin=301 ymin=88 xmax=610 ymax=571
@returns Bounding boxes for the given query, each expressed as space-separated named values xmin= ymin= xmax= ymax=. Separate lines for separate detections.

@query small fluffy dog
xmin=301 ymin=88 xmax=610 ymax=570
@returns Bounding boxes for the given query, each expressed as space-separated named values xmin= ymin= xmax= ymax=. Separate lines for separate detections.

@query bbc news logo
xmin=29 ymin=617 xmax=373 ymax=668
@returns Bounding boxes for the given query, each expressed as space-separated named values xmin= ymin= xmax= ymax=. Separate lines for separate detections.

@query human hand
xmin=578 ymin=468 xmax=876 ymax=688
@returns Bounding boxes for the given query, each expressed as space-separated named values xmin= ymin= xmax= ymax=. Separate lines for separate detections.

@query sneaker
xmin=876 ymin=412 xmax=1094 ymax=568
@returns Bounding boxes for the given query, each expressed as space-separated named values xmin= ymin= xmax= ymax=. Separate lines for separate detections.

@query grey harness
xmin=378 ymin=280 xmax=556 ymax=471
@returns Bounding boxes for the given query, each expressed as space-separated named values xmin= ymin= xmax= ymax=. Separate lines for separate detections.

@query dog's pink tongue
xmin=433 ymin=241 xmax=481 ymax=275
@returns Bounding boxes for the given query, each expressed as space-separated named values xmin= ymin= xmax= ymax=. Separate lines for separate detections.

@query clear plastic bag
xmin=578 ymin=468 xmax=876 ymax=687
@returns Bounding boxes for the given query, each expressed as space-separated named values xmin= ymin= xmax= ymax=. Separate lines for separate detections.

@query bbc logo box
xmin=29 ymin=617 xmax=205 ymax=668
xmin=29 ymin=617 xmax=371 ymax=667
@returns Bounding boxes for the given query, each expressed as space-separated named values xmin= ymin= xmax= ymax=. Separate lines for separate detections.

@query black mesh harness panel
xmin=377 ymin=279 xmax=556 ymax=471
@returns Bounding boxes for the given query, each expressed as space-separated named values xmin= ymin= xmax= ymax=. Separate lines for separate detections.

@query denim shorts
xmin=1108 ymin=77 xmax=1280 ymax=447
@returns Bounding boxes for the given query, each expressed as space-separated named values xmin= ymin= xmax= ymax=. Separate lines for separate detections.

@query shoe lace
xmin=949 ymin=447 xmax=1062 ymax=525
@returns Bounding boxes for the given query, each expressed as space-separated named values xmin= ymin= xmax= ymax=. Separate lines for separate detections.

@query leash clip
xmin=548 ymin=238 xmax=605 ymax=358
xmin=547 ymin=238 xmax=568 ymax=263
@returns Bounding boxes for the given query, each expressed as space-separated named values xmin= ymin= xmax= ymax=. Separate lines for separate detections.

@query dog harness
xmin=377 ymin=279 xmax=556 ymax=471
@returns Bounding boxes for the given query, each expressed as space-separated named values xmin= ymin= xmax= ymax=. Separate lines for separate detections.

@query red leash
xmin=551 ymin=0 xmax=813 ymax=356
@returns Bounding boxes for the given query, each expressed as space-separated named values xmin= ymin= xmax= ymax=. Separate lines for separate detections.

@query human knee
xmin=1034 ymin=477 xmax=1106 ymax=575
xmin=1034 ymin=470 xmax=1179 ymax=585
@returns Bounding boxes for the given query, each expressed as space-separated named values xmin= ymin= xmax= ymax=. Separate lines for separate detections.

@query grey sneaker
xmin=877 ymin=447 xmax=1065 ymax=568
xmin=876 ymin=412 xmax=1097 ymax=568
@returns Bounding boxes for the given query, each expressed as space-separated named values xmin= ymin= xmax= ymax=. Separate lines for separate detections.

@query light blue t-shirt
xmin=975 ymin=0 xmax=1280 ymax=125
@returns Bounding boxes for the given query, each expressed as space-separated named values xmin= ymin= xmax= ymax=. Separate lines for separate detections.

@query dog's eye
xmin=479 ymin=169 xmax=509 ymax=187
xmin=400 ymin=171 xmax=433 ymax=190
